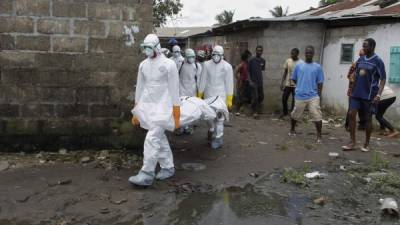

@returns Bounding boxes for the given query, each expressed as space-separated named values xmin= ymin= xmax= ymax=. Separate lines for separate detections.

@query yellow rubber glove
xmin=226 ymin=95 xmax=233 ymax=111
xmin=131 ymin=116 xmax=140 ymax=126
xmin=197 ymin=92 xmax=204 ymax=99
xmin=173 ymin=106 xmax=180 ymax=129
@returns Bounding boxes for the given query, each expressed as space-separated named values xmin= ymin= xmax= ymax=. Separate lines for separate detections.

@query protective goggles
xmin=140 ymin=42 xmax=159 ymax=52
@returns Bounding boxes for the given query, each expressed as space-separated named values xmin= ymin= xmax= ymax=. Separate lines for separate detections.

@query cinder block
xmin=0 ymin=34 xmax=15 ymax=50
xmin=20 ymin=104 xmax=54 ymax=118
xmin=0 ymin=52 xmax=36 ymax=69
xmin=74 ymin=20 xmax=106 ymax=37
xmin=16 ymin=35 xmax=50 ymax=51
xmin=0 ymin=104 xmax=19 ymax=117
xmin=41 ymin=119 xmax=75 ymax=135
xmin=35 ymin=53 xmax=75 ymax=69
xmin=53 ymin=37 xmax=87 ymax=53
xmin=71 ymin=119 xmax=110 ymax=135
xmin=15 ymin=0 xmax=50 ymax=16
xmin=0 ymin=0 xmax=13 ymax=15
xmin=1 ymin=68 xmax=40 ymax=85
xmin=90 ymin=104 xmax=121 ymax=118
xmin=55 ymin=104 xmax=89 ymax=118
xmin=73 ymin=0 xmax=106 ymax=2
xmin=53 ymin=1 xmax=86 ymax=18
xmin=6 ymin=120 xmax=39 ymax=135
xmin=40 ymin=87 xmax=75 ymax=103
xmin=108 ymin=21 xmax=124 ymax=37
xmin=0 ymin=17 xmax=34 ymax=33
xmin=89 ymin=38 xmax=124 ymax=53
xmin=88 ymin=3 xmax=121 ymax=20
xmin=76 ymin=87 xmax=111 ymax=103
xmin=109 ymin=0 xmax=137 ymax=7
xmin=39 ymin=70 xmax=89 ymax=87
xmin=72 ymin=53 xmax=112 ymax=71
xmin=122 ymin=6 xmax=136 ymax=21
xmin=37 ymin=19 xmax=70 ymax=34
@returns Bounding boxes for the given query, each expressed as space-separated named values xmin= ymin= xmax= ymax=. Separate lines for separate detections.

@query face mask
xmin=187 ymin=57 xmax=195 ymax=64
xmin=212 ymin=55 xmax=221 ymax=63
xmin=173 ymin=52 xmax=180 ymax=58
xmin=144 ymin=48 xmax=154 ymax=58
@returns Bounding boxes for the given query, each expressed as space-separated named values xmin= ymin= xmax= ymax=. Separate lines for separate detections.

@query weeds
xmin=282 ymin=165 xmax=310 ymax=187
xmin=371 ymin=151 xmax=389 ymax=171
xmin=367 ymin=172 xmax=400 ymax=196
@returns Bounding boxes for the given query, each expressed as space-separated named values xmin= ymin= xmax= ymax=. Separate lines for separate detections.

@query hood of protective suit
xmin=172 ymin=45 xmax=181 ymax=53
xmin=143 ymin=34 xmax=162 ymax=55
xmin=212 ymin=45 xmax=224 ymax=55
xmin=185 ymin=48 xmax=195 ymax=58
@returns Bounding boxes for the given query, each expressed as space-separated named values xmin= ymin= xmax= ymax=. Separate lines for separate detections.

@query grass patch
xmin=367 ymin=172 xmax=400 ymax=196
xmin=282 ymin=165 xmax=310 ymax=187
xmin=371 ymin=151 xmax=389 ymax=171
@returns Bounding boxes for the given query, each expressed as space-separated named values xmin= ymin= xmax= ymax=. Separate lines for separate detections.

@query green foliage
xmin=371 ymin=151 xmax=389 ymax=171
xmin=319 ymin=0 xmax=338 ymax=7
xmin=269 ymin=6 xmax=289 ymax=18
xmin=282 ymin=166 xmax=310 ymax=187
xmin=215 ymin=10 xmax=235 ymax=25
xmin=368 ymin=173 xmax=400 ymax=196
xmin=153 ymin=0 xmax=183 ymax=27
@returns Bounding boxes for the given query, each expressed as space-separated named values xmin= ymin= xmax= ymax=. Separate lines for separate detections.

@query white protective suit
xmin=178 ymin=96 xmax=228 ymax=139
xmin=198 ymin=46 xmax=233 ymax=148
xmin=179 ymin=49 xmax=202 ymax=97
xmin=198 ymin=47 xmax=234 ymax=100
xmin=170 ymin=45 xmax=185 ymax=71
xmin=132 ymin=35 xmax=180 ymax=174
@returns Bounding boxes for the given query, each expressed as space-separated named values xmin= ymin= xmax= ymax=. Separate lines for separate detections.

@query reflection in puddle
xmin=168 ymin=184 xmax=308 ymax=225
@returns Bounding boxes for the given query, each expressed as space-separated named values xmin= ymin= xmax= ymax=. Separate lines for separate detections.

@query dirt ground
xmin=1 ymin=114 xmax=400 ymax=225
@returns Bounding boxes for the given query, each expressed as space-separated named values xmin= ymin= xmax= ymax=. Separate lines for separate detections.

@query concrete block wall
xmin=0 ymin=0 xmax=153 ymax=150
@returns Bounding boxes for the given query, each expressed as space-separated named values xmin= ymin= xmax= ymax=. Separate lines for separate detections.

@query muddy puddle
xmin=167 ymin=184 xmax=308 ymax=225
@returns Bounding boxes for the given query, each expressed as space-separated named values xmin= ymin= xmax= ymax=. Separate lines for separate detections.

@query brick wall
xmin=0 ymin=0 xmax=153 ymax=150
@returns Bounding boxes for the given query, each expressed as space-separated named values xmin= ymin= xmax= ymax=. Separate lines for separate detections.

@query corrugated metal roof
xmin=367 ymin=2 xmax=400 ymax=14
xmin=156 ymin=27 xmax=212 ymax=38
xmin=311 ymin=0 xmax=373 ymax=16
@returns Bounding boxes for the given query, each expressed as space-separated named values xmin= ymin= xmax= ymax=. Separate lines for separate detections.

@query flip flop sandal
xmin=360 ymin=147 xmax=370 ymax=152
xmin=342 ymin=145 xmax=355 ymax=151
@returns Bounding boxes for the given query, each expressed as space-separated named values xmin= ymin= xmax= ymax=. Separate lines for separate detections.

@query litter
xmin=314 ymin=196 xmax=327 ymax=206
xmin=305 ymin=171 xmax=327 ymax=179
xmin=181 ymin=163 xmax=206 ymax=171
xmin=380 ymin=198 xmax=399 ymax=216
xmin=339 ymin=165 xmax=346 ymax=171
xmin=349 ymin=160 xmax=362 ymax=165
xmin=329 ymin=152 xmax=339 ymax=158
xmin=258 ymin=141 xmax=268 ymax=145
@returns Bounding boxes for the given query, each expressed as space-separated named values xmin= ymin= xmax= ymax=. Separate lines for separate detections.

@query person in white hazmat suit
xmin=197 ymin=45 xmax=234 ymax=149
xmin=177 ymin=48 xmax=202 ymax=135
xmin=170 ymin=45 xmax=185 ymax=71
xmin=129 ymin=34 xmax=181 ymax=186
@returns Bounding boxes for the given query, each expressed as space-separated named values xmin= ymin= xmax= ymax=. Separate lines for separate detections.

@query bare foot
xmin=387 ymin=130 xmax=399 ymax=138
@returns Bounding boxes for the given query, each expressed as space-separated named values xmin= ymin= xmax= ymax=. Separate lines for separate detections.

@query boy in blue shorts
xmin=342 ymin=38 xmax=386 ymax=152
